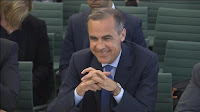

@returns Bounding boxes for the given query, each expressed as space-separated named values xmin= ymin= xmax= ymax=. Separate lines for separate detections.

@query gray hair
xmin=87 ymin=8 xmax=125 ymax=35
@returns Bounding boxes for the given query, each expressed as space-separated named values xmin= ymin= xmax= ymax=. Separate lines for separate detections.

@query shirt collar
xmin=111 ymin=2 xmax=115 ymax=9
xmin=102 ymin=49 xmax=122 ymax=68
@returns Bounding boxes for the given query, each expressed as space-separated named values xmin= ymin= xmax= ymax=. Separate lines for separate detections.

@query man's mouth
xmin=97 ymin=51 xmax=109 ymax=57
xmin=90 ymin=4 xmax=100 ymax=8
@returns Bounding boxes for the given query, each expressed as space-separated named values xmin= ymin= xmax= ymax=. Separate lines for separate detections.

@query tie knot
xmin=104 ymin=65 xmax=113 ymax=72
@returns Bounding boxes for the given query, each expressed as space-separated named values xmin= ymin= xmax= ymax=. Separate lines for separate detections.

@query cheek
xmin=90 ymin=44 xmax=94 ymax=51
xmin=111 ymin=42 xmax=121 ymax=52
xmin=89 ymin=42 xmax=95 ymax=48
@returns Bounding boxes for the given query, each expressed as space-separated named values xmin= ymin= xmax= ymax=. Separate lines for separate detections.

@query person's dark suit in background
xmin=0 ymin=38 xmax=20 ymax=112
xmin=59 ymin=0 xmax=146 ymax=81
xmin=47 ymin=8 xmax=158 ymax=112
xmin=0 ymin=0 xmax=53 ymax=106
xmin=125 ymin=0 xmax=138 ymax=6
xmin=174 ymin=62 xmax=200 ymax=112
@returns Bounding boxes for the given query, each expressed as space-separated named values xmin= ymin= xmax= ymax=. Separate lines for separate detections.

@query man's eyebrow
xmin=102 ymin=35 xmax=112 ymax=38
xmin=89 ymin=35 xmax=97 ymax=38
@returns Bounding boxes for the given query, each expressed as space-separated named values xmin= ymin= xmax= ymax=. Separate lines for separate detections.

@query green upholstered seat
xmin=117 ymin=6 xmax=148 ymax=31
xmin=141 ymin=0 xmax=200 ymax=4
xmin=16 ymin=62 xmax=48 ymax=112
xmin=79 ymin=4 xmax=90 ymax=12
xmin=153 ymin=8 xmax=200 ymax=62
xmin=163 ymin=40 xmax=200 ymax=82
xmin=53 ymin=33 xmax=63 ymax=71
xmin=30 ymin=2 xmax=63 ymax=46
xmin=47 ymin=32 xmax=60 ymax=71
xmin=155 ymin=73 xmax=173 ymax=112
xmin=113 ymin=1 xmax=125 ymax=6
xmin=16 ymin=62 xmax=34 ymax=112
xmin=139 ymin=1 xmax=200 ymax=31
xmin=30 ymin=2 xmax=63 ymax=34
xmin=47 ymin=33 xmax=54 ymax=61
xmin=30 ymin=2 xmax=64 ymax=71
xmin=16 ymin=60 xmax=55 ymax=112
xmin=116 ymin=6 xmax=150 ymax=41
xmin=47 ymin=33 xmax=57 ymax=101
xmin=62 ymin=0 xmax=87 ymax=28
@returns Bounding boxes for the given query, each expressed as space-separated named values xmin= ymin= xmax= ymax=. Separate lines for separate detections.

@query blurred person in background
xmin=0 ymin=38 xmax=19 ymax=112
xmin=0 ymin=0 xmax=53 ymax=106
xmin=125 ymin=0 xmax=139 ymax=6
xmin=174 ymin=62 xmax=200 ymax=112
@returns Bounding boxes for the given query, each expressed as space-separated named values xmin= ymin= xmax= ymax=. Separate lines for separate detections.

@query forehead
xmin=88 ymin=16 xmax=116 ymax=31
xmin=88 ymin=16 xmax=119 ymax=38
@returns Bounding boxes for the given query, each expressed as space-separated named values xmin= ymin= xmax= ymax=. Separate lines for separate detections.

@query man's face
xmin=87 ymin=0 xmax=112 ymax=9
xmin=88 ymin=16 xmax=126 ymax=64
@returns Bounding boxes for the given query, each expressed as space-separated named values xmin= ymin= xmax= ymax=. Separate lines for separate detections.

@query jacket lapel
xmin=88 ymin=43 xmax=135 ymax=111
xmin=114 ymin=43 xmax=134 ymax=88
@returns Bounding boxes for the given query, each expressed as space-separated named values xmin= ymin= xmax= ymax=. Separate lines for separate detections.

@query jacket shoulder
xmin=73 ymin=48 xmax=93 ymax=62
xmin=118 ymin=9 xmax=141 ymax=24
xmin=22 ymin=14 xmax=46 ymax=28
xmin=123 ymin=41 xmax=157 ymax=66
xmin=0 ymin=38 xmax=18 ymax=62
xmin=125 ymin=41 xmax=157 ymax=57
xmin=71 ymin=48 xmax=94 ymax=70
xmin=192 ymin=63 xmax=200 ymax=87
xmin=69 ymin=10 xmax=90 ymax=23
xmin=0 ymin=38 xmax=18 ymax=50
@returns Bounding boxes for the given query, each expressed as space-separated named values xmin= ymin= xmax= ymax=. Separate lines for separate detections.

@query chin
xmin=97 ymin=58 xmax=109 ymax=64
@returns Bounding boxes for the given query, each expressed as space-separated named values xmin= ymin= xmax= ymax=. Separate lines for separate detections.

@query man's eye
xmin=90 ymin=37 xmax=97 ymax=41
xmin=103 ymin=37 xmax=111 ymax=40
xmin=104 ymin=38 xmax=110 ymax=40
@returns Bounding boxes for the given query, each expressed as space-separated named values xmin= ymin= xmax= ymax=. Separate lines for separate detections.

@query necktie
xmin=101 ymin=65 xmax=113 ymax=112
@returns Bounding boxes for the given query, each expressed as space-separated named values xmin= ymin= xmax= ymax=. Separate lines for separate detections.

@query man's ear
xmin=120 ymin=28 xmax=126 ymax=42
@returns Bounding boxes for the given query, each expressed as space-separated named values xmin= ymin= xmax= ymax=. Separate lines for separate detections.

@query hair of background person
xmin=87 ymin=8 xmax=125 ymax=35
xmin=0 ymin=0 xmax=32 ymax=29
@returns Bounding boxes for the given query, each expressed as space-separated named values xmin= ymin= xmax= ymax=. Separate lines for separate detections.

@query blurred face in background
xmin=0 ymin=0 xmax=32 ymax=33
xmin=87 ymin=0 xmax=112 ymax=9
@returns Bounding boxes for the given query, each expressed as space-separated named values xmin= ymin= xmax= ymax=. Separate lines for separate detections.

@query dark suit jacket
xmin=59 ymin=9 xmax=147 ymax=80
xmin=47 ymin=41 xmax=158 ymax=112
xmin=0 ymin=14 xmax=53 ymax=106
xmin=175 ymin=63 xmax=200 ymax=112
xmin=0 ymin=38 xmax=20 ymax=111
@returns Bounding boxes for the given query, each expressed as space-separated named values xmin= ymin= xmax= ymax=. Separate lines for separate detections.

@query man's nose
xmin=96 ymin=40 xmax=105 ymax=50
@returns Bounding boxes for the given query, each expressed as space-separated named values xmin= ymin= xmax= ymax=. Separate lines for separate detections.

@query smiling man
xmin=47 ymin=8 xmax=158 ymax=112
xmin=59 ymin=0 xmax=146 ymax=83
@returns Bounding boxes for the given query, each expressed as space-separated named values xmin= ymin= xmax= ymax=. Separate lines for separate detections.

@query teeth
xmin=99 ymin=51 xmax=108 ymax=55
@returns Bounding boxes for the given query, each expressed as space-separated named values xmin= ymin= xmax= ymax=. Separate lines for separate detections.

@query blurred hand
xmin=0 ymin=109 xmax=6 ymax=112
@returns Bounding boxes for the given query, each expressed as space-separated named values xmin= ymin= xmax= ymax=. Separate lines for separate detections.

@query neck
xmin=0 ymin=18 xmax=18 ymax=35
